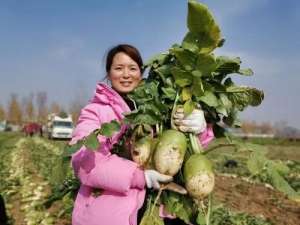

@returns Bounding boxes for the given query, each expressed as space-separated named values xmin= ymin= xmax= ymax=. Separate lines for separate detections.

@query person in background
xmin=70 ymin=44 xmax=214 ymax=225
xmin=0 ymin=194 xmax=8 ymax=225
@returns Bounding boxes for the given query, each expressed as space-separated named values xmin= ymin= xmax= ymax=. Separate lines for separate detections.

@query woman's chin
xmin=115 ymin=85 xmax=135 ymax=94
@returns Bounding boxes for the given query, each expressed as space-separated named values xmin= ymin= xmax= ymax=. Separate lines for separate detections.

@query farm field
xmin=0 ymin=132 xmax=299 ymax=225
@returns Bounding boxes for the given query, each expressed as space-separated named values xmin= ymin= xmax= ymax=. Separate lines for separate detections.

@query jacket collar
xmin=90 ymin=82 xmax=130 ymax=112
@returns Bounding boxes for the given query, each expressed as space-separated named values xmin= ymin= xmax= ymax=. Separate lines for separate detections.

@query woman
xmin=70 ymin=44 xmax=214 ymax=225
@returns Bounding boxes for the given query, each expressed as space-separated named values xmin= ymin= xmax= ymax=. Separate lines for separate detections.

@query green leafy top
xmin=126 ymin=1 xmax=264 ymax=137
xmin=64 ymin=120 xmax=121 ymax=156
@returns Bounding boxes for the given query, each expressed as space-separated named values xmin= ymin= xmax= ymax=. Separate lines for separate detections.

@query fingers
xmin=173 ymin=107 xmax=206 ymax=134
xmin=174 ymin=109 xmax=204 ymax=120
xmin=178 ymin=125 xmax=202 ymax=133
xmin=144 ymin=173 xmax=152 ymax=189
xmin=157 ymin=173 xmax=173 ymax=183
xmin=145 ymin=170 xmax=173 ymax=189
xmin=152 ymin=180 xmax=160 ymax=190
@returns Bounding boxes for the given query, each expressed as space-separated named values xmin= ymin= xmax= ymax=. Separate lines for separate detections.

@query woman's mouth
xmin=120 ymin=81 xmax=132 ymax=87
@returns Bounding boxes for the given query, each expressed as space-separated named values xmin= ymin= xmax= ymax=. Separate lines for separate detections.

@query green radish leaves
xmin=162 ymin=192 xmax=195 ymax=224
xmin=98 ymin=120 xmax=121 ymax=138
xmin=185 ymin=1 xmax=222 ymax=53
xmin=65 ymin=120 xmax=121 ymax=153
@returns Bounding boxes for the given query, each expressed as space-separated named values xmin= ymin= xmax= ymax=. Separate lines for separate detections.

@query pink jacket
xmin=71 ymin=83 xmax=146 ymax=225
xmin=70 ymin=83 xmax=215 ymax=225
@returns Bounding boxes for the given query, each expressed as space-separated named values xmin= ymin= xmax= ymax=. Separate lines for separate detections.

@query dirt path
xmin=214 ymin=175 xmax=300 ymax=225
xmin=5 ymin=138 xmax=70 ymax=225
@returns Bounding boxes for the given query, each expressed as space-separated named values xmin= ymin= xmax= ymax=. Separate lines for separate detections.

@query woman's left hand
xmin=173 ymin=107 xmax=207 ymax=134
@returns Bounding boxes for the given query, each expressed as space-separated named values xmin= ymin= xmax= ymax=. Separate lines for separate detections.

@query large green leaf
xmin=99 ymin=120 xmax=121 ymax=138
xmin=218 ymin=93 xmax=232 ymax=116
xmin=162 ymin=192 xmax=194 ymax=224
xmin=171 ymin=67 xmax=193 ymax=87
xmin=226 ymin=86 xmax=264 ymax=109
xmin=267 ymin=163 xmax=300 ymax=201
xmin=238 ymin=68 xmax=253 ymax=76
xmin=191 ymin=77 xmax=204 ymax=97
xmin=247 ymin=152 xmax=268 ymax=176
xmin=162 ymin=87 xmax=177 ymax=100
xmin=182 ymin=87 xmax=192 ymax=101
xmin=84 ymin=132 xmax=100 ymax=151
xmin=145 ymin=52 xmax=169 ymax=68
xmin=195 ymin=53 xmax=217 ymax=76
xmin=185 ymin=0 xmax=221 ymax=53
xmin=124 ymin=111 xmax=160 ymax=125
xmin=219 ymin=93 xmax=232 ymax=109
xmin=140 ymin=200 xmax=164 ymax=225
xmin=170 ymin=47 xmax=196 ymax=71
xmin=184 ymin=99 xmax=195 ymax=116
xmin=63 ymin=140 xmax=84 ymax=158
xmin=272 ymin=161 xmax=290 ymax=176
xmin=215 ymin=56 xmax=241 ymax=75
xmin=154 ymin=65 xmax=172 ymax=84
xmin=199 ymin=91 xmax=219 ymax=107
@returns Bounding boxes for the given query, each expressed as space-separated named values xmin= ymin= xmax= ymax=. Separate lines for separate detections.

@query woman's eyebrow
xmin=113 ymin=63 xmax=137 ymax=67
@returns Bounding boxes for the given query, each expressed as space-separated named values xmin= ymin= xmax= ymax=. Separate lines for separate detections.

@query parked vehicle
xmin=0 ymin=121 xmax=6 ymax=132
xmin=22 ymin=122 xmax=43 ymax=137
xmin=47 ymin=113 xmax=74 ymax=139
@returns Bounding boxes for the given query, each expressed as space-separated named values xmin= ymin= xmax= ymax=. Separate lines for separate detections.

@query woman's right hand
xmin=144 ymin=170 xmax=173 ymax=190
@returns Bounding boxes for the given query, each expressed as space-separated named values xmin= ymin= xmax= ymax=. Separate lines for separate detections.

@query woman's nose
xmin=122 ymin=68 xmax=130 ymax=78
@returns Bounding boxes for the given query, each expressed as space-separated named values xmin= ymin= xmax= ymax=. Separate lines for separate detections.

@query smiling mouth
xmin=120 ymin=81 xmax=133 ymax=87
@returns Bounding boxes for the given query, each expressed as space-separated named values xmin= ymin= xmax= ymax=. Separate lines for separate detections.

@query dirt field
xmin=214 ymin=175 xmax=300 ymax=225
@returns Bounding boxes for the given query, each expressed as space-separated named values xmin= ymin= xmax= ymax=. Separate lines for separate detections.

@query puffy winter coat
xmin=70 ymin=83 xmax=146 ymax=225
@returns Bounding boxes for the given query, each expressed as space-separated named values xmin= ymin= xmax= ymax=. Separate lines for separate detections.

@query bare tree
xmin=241 ymin=120 xmax=257 ymax=134
xmin=22 ymin=93 xmax=35 ymax=122
xmin=0 ymin=104 xmax=5 ymax=121
xmin=69 ymin=81 xmax=88 ymax=124
xmin=260 ymin=122 xmax=274 ymax=134
xmin=69 ymin=100 xmax=84 ymax=124
xmin=49 ymin=102 xmax=61 ymax=114
xmin=7 ymin=94 xmax=23 ymax=125
xmin=36 ymin=91 xmax=48 ymax=124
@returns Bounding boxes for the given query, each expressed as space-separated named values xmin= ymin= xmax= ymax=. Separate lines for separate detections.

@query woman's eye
xmin=115 ymin=67 xmax=122 ymax=70
xmin=130 ymin=67 xmax=137 ymax=71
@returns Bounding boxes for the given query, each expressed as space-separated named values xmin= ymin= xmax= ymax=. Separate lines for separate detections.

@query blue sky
xmin=0 ymin=0 xmax=299 ymax=128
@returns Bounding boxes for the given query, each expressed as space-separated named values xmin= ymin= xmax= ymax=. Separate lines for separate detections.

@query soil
xmin=7 ymin=139 xmax=70 ymax=225
xmin=214 ymin=175 xmax=300 ymax=225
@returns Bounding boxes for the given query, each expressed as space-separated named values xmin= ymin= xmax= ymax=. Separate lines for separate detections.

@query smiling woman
xmin=69 ymin=43 xmax=214 ymax=225
xmin=70 ymin=44 xmax=174 ymax=225
xmin=106 ymin=45 xmax=143 ymax=94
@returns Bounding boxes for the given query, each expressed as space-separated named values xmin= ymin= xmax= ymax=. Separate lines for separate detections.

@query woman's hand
xmin=144 ymin=170 xmax=173 ymax=190
xmin=173 ymin=107 xmax=207 ymax=134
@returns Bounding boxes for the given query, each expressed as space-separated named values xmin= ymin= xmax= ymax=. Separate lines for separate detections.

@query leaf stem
xmin=149 ymin=188 xmax=163 ymax=216
xmin=206 ymin=194 xmax=212 ymax=225
xmin=189 ymin=133 xmax=203 ymax=154
xmin=203 ymin=144 xmax=236 ymax=155
xmin=171 ymin=92 xmax=180 ymax=130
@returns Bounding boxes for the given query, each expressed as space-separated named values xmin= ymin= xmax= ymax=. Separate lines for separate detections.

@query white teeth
xmin=121 ymin=82 xmax=132 ymax=86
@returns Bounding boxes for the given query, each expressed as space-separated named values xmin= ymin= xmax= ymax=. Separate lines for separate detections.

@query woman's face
xmin=108 ymin=52 xmax=142 ymax=94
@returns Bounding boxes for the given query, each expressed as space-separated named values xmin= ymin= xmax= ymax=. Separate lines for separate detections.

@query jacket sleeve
xmin=198 ymin=124 xmax=215 ymax=148
xmin=70 ymin=103 xmax=145 ymax=194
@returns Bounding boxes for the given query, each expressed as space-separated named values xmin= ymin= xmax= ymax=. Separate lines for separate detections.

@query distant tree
xmin=69 ymin=82 xmax=88 ymax=124
xmin=69 ymin=101 xmax=83 ymax=124
xmin=22 ymin=93 xmax=35 ymax=122
xmin=36 ymin=91 xmax=48 ymax=124
xmin=50 ymin=102 xmax=61 ymax=114
xmin=7 ymin=94 xmax=23 ymax=125
xmin=260 ymin=122 xmax=274 ymax=134
xmin=0 ymin=104 xmax=5 ymax=121
xmin=241 ymin=121 xmax=257 ymax=134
